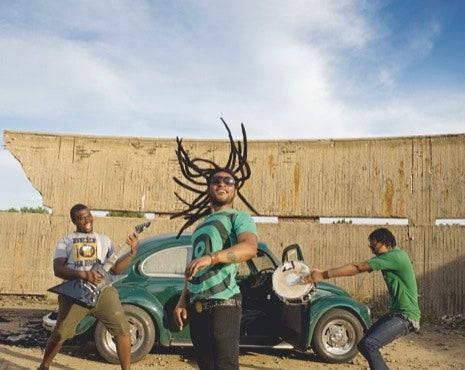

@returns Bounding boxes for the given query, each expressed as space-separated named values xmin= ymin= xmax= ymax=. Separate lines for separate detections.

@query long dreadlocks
xmin=171 ymin=118 xmax=259 ymax=237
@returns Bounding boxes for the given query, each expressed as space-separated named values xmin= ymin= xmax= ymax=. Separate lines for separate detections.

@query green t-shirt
xmin=368 ymin=247 xmax=421 ymax=322
xmin=188 ymin=208 xmax=257 ymax=301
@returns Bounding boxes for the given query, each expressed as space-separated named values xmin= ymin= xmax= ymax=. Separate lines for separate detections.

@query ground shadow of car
xmin=44 ymin=233 xmax=370 ymax=364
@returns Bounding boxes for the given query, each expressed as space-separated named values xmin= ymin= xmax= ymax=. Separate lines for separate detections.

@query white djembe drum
xmin=272 ymin=260 xmax=314 ymax=304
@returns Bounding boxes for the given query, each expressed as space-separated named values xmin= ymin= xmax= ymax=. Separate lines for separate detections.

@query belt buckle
xmin=194 ymin=301 xmax=203 ymax=313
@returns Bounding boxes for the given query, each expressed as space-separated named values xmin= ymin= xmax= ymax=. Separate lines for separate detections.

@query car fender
xmin=306 ymin=295 xmax=371 ymax=348
xmin=118 ymin=287 xmax=171 ymax=346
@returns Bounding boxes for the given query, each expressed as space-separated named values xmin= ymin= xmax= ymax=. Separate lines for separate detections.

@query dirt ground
xmin=1 ymin=296 xmax=464 ymax=370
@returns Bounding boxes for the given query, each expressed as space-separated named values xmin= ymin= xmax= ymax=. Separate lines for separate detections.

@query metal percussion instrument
xmin=272 ymin=260 xmax=314 ymax=304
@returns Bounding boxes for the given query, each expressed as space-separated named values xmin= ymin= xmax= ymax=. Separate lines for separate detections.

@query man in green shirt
xmin=170 ymin=121 xmax=259 ymax=370
xmin=173 ymin=169 xmax=258 ymax=370
xmin=302 ymin=228 xmax=420 ymax=370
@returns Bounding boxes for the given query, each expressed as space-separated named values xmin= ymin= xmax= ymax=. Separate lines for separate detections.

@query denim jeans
xmin=188 ymin=303 xmax=242 ymax=370
xmin=358 ymin=313 xmax=414 ymax=370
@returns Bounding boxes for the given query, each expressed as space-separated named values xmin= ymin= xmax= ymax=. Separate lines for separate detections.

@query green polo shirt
xmin=368 ymin=246 xmax=421 ymax=322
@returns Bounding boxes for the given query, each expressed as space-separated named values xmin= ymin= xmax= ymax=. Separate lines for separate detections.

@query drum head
xmin=272 ymin=260 xmax=313 ymax=304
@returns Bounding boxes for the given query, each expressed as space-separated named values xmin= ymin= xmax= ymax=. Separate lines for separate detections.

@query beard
xmin=210 ymin=195 xmax=234 ymax=207
xmin=209 ymin=189 xmax=235 ymax=207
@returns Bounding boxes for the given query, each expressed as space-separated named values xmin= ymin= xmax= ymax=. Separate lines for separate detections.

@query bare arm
xmin=302 ymin=261 xmax=372 ymax=284
xmin=175 ymin=283 xmax=189 ymax=308
xmin=111 ymin=253 xmax=133 ymax=274
xmin=173 ymin=283 xmax=189 ymax=330
xmin=185 ymin=232 xmax=258 ymax=280
xmin=211 ymin=232 xmax=258 ymax=264
xmin=111 ymin=234 xmax=139 ymax=274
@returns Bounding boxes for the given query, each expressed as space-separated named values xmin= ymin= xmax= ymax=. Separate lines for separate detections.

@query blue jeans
xmin=358 ymin=313 xmax=413 ymax=370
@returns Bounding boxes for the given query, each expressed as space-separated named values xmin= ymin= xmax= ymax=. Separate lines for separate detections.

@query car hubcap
xmin=321 ymin=319 xmax=355 ymax=355
xmin=104 ymin=316 xmax=145 ymax=352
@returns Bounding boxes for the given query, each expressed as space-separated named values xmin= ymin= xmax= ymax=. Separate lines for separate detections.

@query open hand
xmin=126 ymin=233 xmax=139 ymax=256
xmin=185 ymin=255 xmax=212 ymax=280
xmin=300 ymin=269 xmax=324 ymax=284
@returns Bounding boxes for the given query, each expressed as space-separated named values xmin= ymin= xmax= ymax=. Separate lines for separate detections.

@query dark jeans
xmin=188 ymin=303 xmax=241 ymax=370
xmin=358 ymin=313 xmax=414 ymax=370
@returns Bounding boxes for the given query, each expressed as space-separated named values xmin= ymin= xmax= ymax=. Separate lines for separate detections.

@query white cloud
xmin=0 ymin=0 xmax=383 ymax=139
xmin=407 ymin=20 xmax=441 ymax=59
xmin=371 ymin=19 xmax=442 ymax=90
xmin=0 ymin=34 xmax=135 ymax=118
xmin=0 ymin=1 xmax=464 ymax=207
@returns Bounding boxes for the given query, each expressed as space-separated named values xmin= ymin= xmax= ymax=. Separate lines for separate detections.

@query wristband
xmin=323 ymin=270 xmax=330 ymax=279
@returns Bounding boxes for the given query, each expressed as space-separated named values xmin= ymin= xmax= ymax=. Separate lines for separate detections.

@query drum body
xmin=272 ymin=261 xmax=314 ymax=305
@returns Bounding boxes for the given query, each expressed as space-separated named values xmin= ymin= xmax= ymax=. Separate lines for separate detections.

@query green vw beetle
xmin=44 ymin=233 xmax=371 ymax=364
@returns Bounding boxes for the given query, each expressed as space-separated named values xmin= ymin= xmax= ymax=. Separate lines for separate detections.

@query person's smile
xmin=75 ymin=209 xmax=94 ymax=233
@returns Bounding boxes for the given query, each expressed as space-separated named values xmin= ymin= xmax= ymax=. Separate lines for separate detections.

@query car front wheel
xmin=95 ymin=304 xmax=156 ymax=363
xmin=311 ymin=308 xmax=363 ymax=363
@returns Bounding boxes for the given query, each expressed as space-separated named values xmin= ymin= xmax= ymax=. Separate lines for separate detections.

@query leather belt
xmin=191 ymin=297 xmax=241 ymax=314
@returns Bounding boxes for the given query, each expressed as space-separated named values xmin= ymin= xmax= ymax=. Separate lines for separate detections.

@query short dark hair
xmin=368 ymin=228 xmax=396 ymax=247
xmin=70 ymin=203 xmax=88 ymax=223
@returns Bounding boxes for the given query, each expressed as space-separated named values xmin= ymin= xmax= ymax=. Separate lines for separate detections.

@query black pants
xmin=188 ymin=303 xmax=241 ymax=370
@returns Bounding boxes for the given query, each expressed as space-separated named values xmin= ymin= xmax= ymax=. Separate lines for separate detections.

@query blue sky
xmin=1 ymin=0 xmax=464 ymax=209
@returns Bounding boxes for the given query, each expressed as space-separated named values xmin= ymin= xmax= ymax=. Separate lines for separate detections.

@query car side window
xmin=139 ymin=245 xmax=192 ymax=277
xmin=252 ymin=250 xmax=276 ymax=271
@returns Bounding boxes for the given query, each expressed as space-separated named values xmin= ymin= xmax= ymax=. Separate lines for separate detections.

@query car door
xmin=138 ymin=242 xmax=192 ymax=342
xmin=279 ymin=244 xmax=310 ymax=351
xmin=236 ymin=248 xmax=282 ymax=345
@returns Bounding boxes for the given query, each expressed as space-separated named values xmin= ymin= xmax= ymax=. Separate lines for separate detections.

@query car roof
xmin=137 ymin=232 xmax=271 ymax=254
xmin=139 ymin=232 xmax=189 ymax=244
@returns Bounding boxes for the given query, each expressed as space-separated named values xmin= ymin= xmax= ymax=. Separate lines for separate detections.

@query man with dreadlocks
xmin=172 ymin=119 xmax=258 ymax=370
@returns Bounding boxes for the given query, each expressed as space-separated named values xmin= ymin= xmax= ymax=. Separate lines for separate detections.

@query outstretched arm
xmin=302 ymin=261 xmax=372 ymax=284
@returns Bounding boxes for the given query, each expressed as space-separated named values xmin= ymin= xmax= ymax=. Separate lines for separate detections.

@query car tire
xmin=311 ymin=308 xmax=363 ymax=363
xmin=95 ymin=304 xmax=156 ymax=364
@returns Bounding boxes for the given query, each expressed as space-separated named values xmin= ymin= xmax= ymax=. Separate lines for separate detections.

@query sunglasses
xmin=210 ymin=175 xmax=236 ymax=186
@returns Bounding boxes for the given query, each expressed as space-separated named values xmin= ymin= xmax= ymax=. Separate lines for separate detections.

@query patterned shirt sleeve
xmin=233 ymin=211 xmax=257 ymax=236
